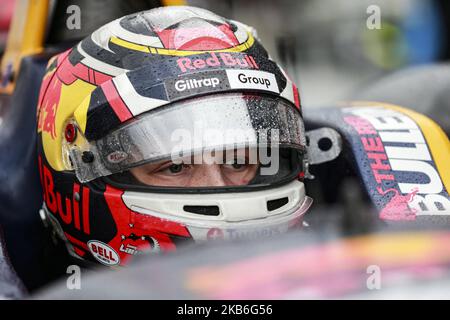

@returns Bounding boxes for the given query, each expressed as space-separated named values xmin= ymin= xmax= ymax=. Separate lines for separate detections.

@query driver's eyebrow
xmin=224 ymin=148 xmax=256 ymax=163
xmin=141 ymin=160 xmax=173 ymax=173
xmin=173 ymin=150 xmax=257 ymax=166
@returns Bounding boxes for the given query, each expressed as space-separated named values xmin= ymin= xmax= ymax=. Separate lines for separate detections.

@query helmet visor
xmin=69 ymin=93 xmax=306 ymax=184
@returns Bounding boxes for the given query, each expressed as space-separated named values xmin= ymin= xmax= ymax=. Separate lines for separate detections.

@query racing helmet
xmin=36 ymin=6 xmax=312 ymax=266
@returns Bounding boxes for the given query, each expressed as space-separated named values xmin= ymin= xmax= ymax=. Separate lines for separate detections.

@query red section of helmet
xmin=103 ymin=185 xmax=192 ymax=265
xmin=54 ymin=49 xmax=112 ymax=86
xmin=65 ymin=232 xmax=88 ymax=251
xmin=101 ymin=80 xmax=133 ymax=122
xmin=73 ymin=246 xmax=86 ymax=257
xmin=156 ymin=24 xmax=239 ymax=51
xmin=38 ymin=154 xmax=192 ymax=265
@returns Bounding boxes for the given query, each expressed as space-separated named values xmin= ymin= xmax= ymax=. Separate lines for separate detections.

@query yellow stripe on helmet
xmin=109 ymin=32 xmax=255 ymax=57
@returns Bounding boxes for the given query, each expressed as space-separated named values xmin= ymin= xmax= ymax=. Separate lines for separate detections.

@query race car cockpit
xmin=0 ymin=1 xmax=449 ymax=299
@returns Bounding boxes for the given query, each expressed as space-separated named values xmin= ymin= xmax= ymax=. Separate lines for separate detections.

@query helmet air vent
xmin=183 ymin=205 xmax=220 ymax=216
xmin=267 ymin=197 xmax=289 ymax=212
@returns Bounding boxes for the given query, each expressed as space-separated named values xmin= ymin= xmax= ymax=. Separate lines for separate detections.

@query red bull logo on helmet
xmin=177 ymin=52 xmax=259 ymax=73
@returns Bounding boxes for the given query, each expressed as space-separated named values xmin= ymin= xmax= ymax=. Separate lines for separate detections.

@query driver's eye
xmin=168 ymin=163 xmax=184 ymax=173
xmin=231 ymin=163 xmax=244 ymax=170
xmin=224 ymin=157 xmax=247 ymax=170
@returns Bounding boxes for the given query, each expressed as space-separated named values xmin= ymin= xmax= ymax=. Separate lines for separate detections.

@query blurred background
xmin=0 ymin=0 xmax=14 ymax=56
xmin=1 ymin=0 xmax=450 ymax=106
xmin=189 ymin=0 xmax=450 ymax=106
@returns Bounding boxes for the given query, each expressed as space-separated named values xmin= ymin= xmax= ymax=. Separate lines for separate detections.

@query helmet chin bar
xmin=121 ymin=180 xmax=312 ymax=241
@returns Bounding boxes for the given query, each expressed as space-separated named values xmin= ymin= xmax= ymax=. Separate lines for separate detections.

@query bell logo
xmin=88 ymin=240 xmax=120 ymax=266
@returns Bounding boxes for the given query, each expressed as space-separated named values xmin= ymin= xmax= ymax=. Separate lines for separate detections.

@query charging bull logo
xmin=344 ymin=107 xmax=450 ymax=221
xmin=37 ymin=60 xmax=63 ymax=139
xmin=377 ymin=187 xmax=418 ymax=221
xmin=37 ymin=49 xmax=111 ymax=141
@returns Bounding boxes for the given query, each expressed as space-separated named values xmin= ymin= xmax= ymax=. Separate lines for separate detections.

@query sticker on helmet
xmin=87 ymin=240 xmax=120 ymax=266
xmin=165 ymin=70 xmax=230 ymax=100
xmin=174 ymin=77 xmax=221 ymax=92
xmin=106 ymin=151 xmax=128 ymax=164
xmin=176 ymin=52 xmax=259 ymax=73
xmin=119 ymin=235 xmax=161 ymax=255
xmin=226 ymin=69 xmax=279 ymax=94
xmin=205 ymin=227 xmax=284 ymax=240
xmin=165 ymin=69 xmax=280 ymax=101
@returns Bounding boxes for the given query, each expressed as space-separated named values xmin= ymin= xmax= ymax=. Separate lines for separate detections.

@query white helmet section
xmin=121 ymin=180 xmax=312 ymax=241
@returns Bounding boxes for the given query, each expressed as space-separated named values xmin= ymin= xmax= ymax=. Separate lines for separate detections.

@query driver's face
xmin=129 ymin=149 xmax=259 ymax=187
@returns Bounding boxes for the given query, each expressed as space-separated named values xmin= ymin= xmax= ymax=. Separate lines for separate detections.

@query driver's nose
xmin=188 ymin=164 xmax=227 ymax=187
